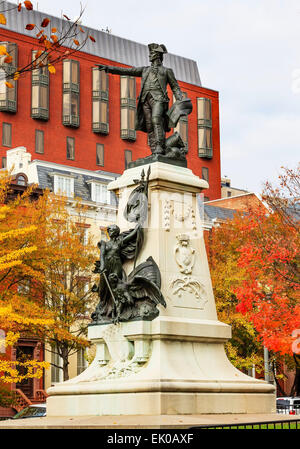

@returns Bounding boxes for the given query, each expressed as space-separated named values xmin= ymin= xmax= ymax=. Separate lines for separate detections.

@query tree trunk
xmin=60 ymin=346 xmax=70 ymax=381
xmin=272 ymin=362 xmax=287 ymax=397
xmin=290 ymin=353 xmax=300 ymax=397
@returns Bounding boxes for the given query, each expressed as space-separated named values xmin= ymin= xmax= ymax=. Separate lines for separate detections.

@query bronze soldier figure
xmin=97 ymin=43 xmax=185 ymax=155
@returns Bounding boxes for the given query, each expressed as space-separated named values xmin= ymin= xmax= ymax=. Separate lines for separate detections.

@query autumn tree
xmin=28 ymin=193 xmax=97 ymax=381
xmin=0 ymin=172 xmax=52 ymax=390
xmin=234 ymin=165 xmax=300 ymax=395
xmin=208 ymin=214 xmax=265 ymax=375
xmin=0 ymin=0 xmax=96 ymax=84
xmin=208 ymin=165 xmax=300 ymax=395
xmin=0 ymin=172 xmax=97 ymax=392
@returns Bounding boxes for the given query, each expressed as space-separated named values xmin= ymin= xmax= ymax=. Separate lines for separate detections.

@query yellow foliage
xmin=0 ymin=304 xmax=53 ymax=328
xmin=48 ymin=64 xmax=56 ymax=74
xmin=0 ymin=225 xmax=37 ymax=243
xmin=0 ymin=45 xmax=8 ymax=55
xmin=0 ymin=359 xmax=50 ymax=384
xmin=0 ymin=245 xmax=37 ymax=266
xmin=0 ymin=260 xmax=23 ymax=271
xmin=0 ymin=15 xmax=6 ymax=26
xmin=4 ymin=331 xmax=20 ymax=347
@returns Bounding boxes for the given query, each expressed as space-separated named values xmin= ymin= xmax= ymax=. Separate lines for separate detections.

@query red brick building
xmin=205 ymin=192 xmax=266 ymax=214
xmin=0 ymin=3 xmax=221 ymax=200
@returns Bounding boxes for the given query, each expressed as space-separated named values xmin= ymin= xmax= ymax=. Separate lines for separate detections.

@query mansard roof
xmin=1 ymin=2 xmax=201 ymax=86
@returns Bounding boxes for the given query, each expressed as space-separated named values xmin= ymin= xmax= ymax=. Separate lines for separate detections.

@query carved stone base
xmin=47 ymin=392 xmax=276 ymax=416
xmin=47 ymin=319 xmax=276 ymax=416
xmin=47 ymin=162 xmax=275 ymax=416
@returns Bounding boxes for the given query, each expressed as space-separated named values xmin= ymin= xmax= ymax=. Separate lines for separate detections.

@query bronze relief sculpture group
xmin=91 ymin=168 xmax=166 ymax=324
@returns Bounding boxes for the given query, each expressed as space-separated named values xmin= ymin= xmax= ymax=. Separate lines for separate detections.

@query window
xmin=92 ymin=68 xmax=109 ymax=134
xmin=1 ymin=157 xmax=7 ymax=168
xmin=124 ymin=149 xmax=132 ymax=169
xmin=197 ymin=98 xmax=212 ymax=158
xmin=76 ymin=225 xmax=90 ymax=246
xmin=96 ymin=143 xmax=104 ymax=166
xmin=174 ymin=92 xmax=188 ymax=151
xmin=66 ymin=137 xmax=75 ymax=160
xmin=120 ymin=76 xmax=136 ymax=141
xmin=2 ymin=122 xmax=12 ymax=147
xmin=0 ymin=42 xmax=18 ymax=112
xmin=15 ymin=174 xmax=28 ymax=186
xmin=35 ymin=130 xmax=44 ymax=154
xmin=51 ymin=346 xmax=62 ymax=384
xmin=82 ymin=228 xmax=89 ymax=246
xmin=91 ymin=182 xmax=110 ymax=204
xmin=31 ymin=50 xmax=49 ymax=120
xmin=62 ymin=60 xmax=79 ymax=127
xmin=76 ymin=277 xmax=89 ymax=297
xmin=77 ymin=348 xmax=87 ymax=375
xmin=54 ymin=175 xmax=74 ymax=198
xmin=227 ymin=191 xmax=232 ymax=197
xmin=18 ymin=279 xmax=30 ymax=294
xmin=202 ymin=167 xmax=209 ymax=182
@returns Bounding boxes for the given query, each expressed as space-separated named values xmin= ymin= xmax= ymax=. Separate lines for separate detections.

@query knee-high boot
xmin=153 ymin=124 xmax=165 ymax=154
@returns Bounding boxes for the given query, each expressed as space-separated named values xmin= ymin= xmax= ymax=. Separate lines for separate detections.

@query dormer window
xmin=53 ymin=174 xmax=74 ymax=198
xmin=90 ymin=181 xmax=110 ymax=204
xmin=14 ymin=173 xmax=28 ymax=186
xmin=16 ymin=175 xmax=27 ymax=186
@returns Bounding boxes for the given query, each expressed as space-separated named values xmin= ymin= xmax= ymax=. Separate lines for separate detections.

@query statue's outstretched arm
xmin=122 ymin=223 xmax=142 ymax=244
xmin=97 ymin=64 xmax=143 ymax=77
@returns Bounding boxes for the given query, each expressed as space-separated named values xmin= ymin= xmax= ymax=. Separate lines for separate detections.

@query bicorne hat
xmin=148 ymin=43 xmax=168 ymax=54
xmin=167 ymin=98 xmax=193 ymax=128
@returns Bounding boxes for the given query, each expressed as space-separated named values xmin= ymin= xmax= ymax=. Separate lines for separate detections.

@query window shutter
xmin=92 ymin=68 xmax=109 ymax=134
xmin=120 ymin=76 xmax=136 ymax=141
xmin=197 ymin=98 xmax=213 ymax=158
xmin=0 ymin=42 xmax=18 ymax=113
xmin=62 ymin=60 xmax=80 ymax=128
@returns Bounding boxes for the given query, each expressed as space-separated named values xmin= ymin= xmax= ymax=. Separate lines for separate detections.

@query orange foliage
xmin=209 ymin=166 xmax=299 ymax=359
xmin=41 ymin=18 xmax=50 ymax=28
xmin=24 ymin=1 xmax=33 ymax=11
xmin=0 ymin=3 xmax=96 ymax=82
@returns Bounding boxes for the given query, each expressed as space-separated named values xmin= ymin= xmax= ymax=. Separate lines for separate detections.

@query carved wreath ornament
xmin=174 ymin=234 xmax=195 ymax=274
xmin=170 ymin=234 xmax=207 ymax=309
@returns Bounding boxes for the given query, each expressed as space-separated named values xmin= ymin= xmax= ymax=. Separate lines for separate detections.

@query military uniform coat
xmin=105 ymin=64 xmax=183 ymax=132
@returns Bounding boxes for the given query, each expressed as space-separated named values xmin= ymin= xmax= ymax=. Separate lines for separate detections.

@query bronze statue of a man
xmin=97 ymin=43 xmax=185 ymax=155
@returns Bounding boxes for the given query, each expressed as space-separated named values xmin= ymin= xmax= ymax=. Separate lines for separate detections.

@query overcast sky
xmin=25 ymin=0 xmax=300 ymax=193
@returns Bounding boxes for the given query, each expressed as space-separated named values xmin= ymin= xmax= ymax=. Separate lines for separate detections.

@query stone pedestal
xmin=47 ymin=162 xmax=276 ymax=416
